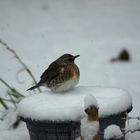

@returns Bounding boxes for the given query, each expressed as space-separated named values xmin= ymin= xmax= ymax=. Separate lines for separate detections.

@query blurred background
xmin=0 ymin=0 xmax=140 ymax=139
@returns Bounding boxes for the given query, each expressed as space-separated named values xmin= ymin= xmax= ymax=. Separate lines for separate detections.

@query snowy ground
xmin=0 ymin=0 xmax=140 ymax=139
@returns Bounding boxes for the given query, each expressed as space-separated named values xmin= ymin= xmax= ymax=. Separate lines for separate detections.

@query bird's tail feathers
xmin=27 ymin=83 xmax=41 ymax=91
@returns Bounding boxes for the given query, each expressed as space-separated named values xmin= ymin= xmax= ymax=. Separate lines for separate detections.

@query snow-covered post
xmin=81 ymin=94 xmax=100 ymax=140
xmin=17 ymin=86 xmax=133 ymax=140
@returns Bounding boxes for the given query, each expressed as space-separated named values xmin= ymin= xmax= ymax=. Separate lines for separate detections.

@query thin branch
xmin=6 ymin=91 xmax=17 ymax=108
xmin=127 ymin=116 xmax=140 ymax=121
xmin=16 ymin=68 xmax=26 ymax=84
xmin=0 ymin=78 xmax=24 ymax=98
xmin=0 ymin=98 xmax=8 ymax=110
xmin=122 ymin=116 xmax=140 ymax=122
xmin=12 ymin=116 xmax=21 ymax=128
xmin=9 ymin=91 xmax=24 ymax=99
xmin=0 ymin=39 xmax=41 ymax=93
xmin=125 ymin=128 xmax=140 ymax=134
xmin=0 ymin=97 xmax=18 ymax=103
xmin=122 ymin=119 xmax=140 ymax=135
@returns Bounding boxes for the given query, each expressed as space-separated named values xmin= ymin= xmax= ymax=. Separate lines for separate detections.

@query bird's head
xmin=85 ymin=105 xmax=99 ymax=121
xmin=58 ymin=54 xmax=80 ymax=63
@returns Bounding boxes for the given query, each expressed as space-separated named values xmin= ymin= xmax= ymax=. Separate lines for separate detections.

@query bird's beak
xmin=74 ymin=55 xmax=80 ymax=59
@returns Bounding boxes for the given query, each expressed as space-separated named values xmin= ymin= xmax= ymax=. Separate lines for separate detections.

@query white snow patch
xmin=84 ymin=94 xmax=98 ymax=109
xmin=0 ymin=109 xmax=18 ymax=131
xmin=126 ymin=121 xmax=140 ymax=132
xmin=0 ymin=123 xmax=29 ymax=140
xmin=81 ymin=117 xmax=99 ymax=140
xmin=104 ymin=124 xmax=123 ymax=139
xmin=18 ymin=86 xmax=132 ymax=121
xmin=125 ymin=132 xmax=140 ymax=140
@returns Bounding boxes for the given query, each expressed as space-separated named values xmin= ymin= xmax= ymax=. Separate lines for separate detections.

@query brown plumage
xmin=27 ymin=54 xmax=80 ymax=92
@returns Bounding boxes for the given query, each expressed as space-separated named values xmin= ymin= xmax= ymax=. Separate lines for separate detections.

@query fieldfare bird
xmin=27 ymin=54 xmax=80 ymax=92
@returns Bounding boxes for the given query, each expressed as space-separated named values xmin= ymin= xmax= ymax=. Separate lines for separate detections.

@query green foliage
xmin=0 ymin=98 xmax=8 ymax=110
xmin=0 ymin=39 xmax=41 ymax=128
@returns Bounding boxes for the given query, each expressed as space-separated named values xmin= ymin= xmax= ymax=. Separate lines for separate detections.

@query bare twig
xmin=122 ymin=116 xmax=140 ymax=122
xmin=127 ymin=116 xmax=140 ymax=121
xmin=6 ymin=91 xmax=17 ymax=108
xmin=0 ymin=78 xmax=20 ymax=108
xmin=0 ymin=39 xmax=41 ymax=93
xmin=0 ymin=97 xmax=18 ymax=103
xmin=122 ymin=116 xmax=140 ymax=135
xmin=16 ymin=68 xmax=26 ymax=84
xmin=12 ymin=116 xmax=21 ymax=128
xmin=0 ymin=78 xmax=24 ymax=98
xmin=125 ymin=128 xmax=140 ymax=134
xmin=0 ymin=98 xmax=8 ymax=110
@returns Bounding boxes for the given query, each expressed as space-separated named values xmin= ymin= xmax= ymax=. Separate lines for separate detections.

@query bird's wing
xmin=40 ymin=63 xmax=66 ymax=82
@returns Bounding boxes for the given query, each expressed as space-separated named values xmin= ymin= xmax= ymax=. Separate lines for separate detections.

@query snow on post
xmin=104 ymin=124 xmax=123 ymax=140
xmin=18 ymin=86 xmax=132 ymax=121
xmin=84 ymin=94 xmax=98 ymax=110
xmin=81 ymin=119 xmax=99 ymax=140
xmin=81 ymin=94 xmax=100 ymax=140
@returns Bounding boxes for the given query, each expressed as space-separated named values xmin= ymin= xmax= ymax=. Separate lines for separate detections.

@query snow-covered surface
xmin=84 ymin=94 xmax=98 ymax=109
xmin=0 ymin=0 xmax=140 ymax=139
xmin=125 ymin=119 xmax=140 ymax=140
xmin=0 ymin=122 xmax=29 ymax=140
xmin=81 ymin=117 xmax=99 ymax=140
xmin=18 ymin=86 xmax=132 ymax=121
xmin=0 ymin=109 xmax=18 ymax=131
xmin=104 ymin=124 xmax=123 ymax=139
xmin=0 ymin=128 xmax=29 ymax=140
